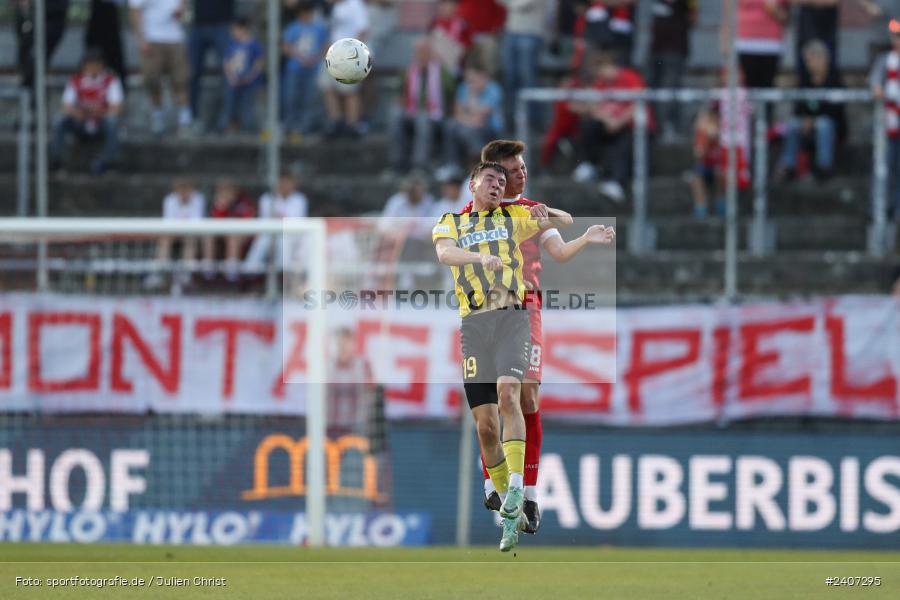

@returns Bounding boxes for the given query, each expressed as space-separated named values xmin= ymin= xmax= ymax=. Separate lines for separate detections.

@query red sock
xmin=524 ymin=410 xmax=542 ymax=486
xmin=481 ymin=452 xmax=490 ymax=482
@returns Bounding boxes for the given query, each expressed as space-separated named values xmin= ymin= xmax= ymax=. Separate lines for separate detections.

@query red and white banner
xmin=0 ymin=294 xmax=897 ymax=424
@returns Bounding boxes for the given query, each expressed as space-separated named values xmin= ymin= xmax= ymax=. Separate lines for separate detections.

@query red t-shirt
xmin=459 ymin=197 xmax=552 ymax=309
xmin=593 ymin=67 xmax=654 ymax=131
xmin=455 ymin=0 xmax=506 ymax=35
xmin=210 ymin=194 xmax=256 ymax=219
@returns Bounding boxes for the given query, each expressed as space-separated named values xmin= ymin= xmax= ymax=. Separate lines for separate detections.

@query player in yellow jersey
xmin=432 ymin=162 xmax=569 ymax=551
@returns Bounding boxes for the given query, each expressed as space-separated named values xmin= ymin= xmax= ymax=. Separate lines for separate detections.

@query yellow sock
xmin=486 ymin=459 xmax=510 ymax=495
xmin=503 ymin=439 xmax=526 ymax=481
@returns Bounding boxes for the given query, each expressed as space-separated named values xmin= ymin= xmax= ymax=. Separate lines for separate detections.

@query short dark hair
xmin=481 ymin=140 xmax=525 ymax=163
xmin=81 ymin=47 xmax=105 ymax=66
xmin=233 ymin=15 xmax=252 ymax=29
xmin=470 ymin=161 xmax=509 ymax=182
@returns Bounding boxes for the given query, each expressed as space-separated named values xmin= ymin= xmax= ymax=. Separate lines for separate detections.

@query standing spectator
xmin=871 ymin=18 xmax=900 ymax=220
xmin=204 ymin=178 xmax=256 ymax=281
xmin=388 ymin=37 xmax=454 ymax=174
xmin=319 ymin=0 xmax=370 ymax=137
xmin=145 ymin=177 xmax=206 ymax=290
xmin=457 ymin=0 xmax=506 ymax=76
xmin=570 ymin=49 xmax=648 ymax=202
xmin=15 ymin=0 xmax=69 ymax=90
xmin=648 ymin=0 xmax=696 ymax=140
xmin=327 ymin=327 xmax=376 ymax=436
xmin=49 ymin=50 xmax=123 ymax=176
xmin=282 ymin=1 xmax=329 ymax=140
xmin=86 ymin=0 xmax=127 ymax=86
xmin=443 ymin=63 xmax=504 ymax=169
xmin=367 ymin=0 xmax=397 ymax=61
xmin=688 ymin=103 xmax=721 ymax=217
xmin=576 ymin=1 xmax=637 ymax=66
xmin=776 ymin=40 xmax=845 ymax=182
xmin=724 ymin=0 xmax=788 ymax=93
xmin=244 ymin=170 xmax=309 ymax=271
xmin=188 ymin=0 xmax=234 ymax=129
xmin=129 ymin=0 xmax=192 ymax=135
xmin=430 ymin=0 xmax=473 ymax=75
xmin=499 ymin=0 xmax=548 ymax=127
xmin=219 ymin=16 xmax=264 ymax=133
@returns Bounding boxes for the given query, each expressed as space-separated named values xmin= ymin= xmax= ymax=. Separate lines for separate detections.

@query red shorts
xmin=526 ymin=309 xmax=543 ymax=382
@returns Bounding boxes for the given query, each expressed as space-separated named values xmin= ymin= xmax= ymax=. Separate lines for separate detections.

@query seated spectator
xmin=219 ymin=16 xmax=264 ymax=133
xmin=870 ymin=18 xmax=900 ymax=220
xmin=429 ymin=0 xmax=473 ymax=75
xmin=319 ymin=0 xmax=370 ymax=138
xmin=388 ymin=37 xmax=454 ymax=174
xmin=570 ymin=49 xmax=649 ymax=202
xmin=434 ymin=166 xmax=467 ymax=213
xmin=203 ymin=178 xmax=256 ymax=281
xmin=688 ymin=70 xmax=751 ymax=217
xmin=145 ymin=177 xmax=206 ymax=290
xmin=443 ymin=63 xmax=504 ymax=169
xmin=129 ymin=0 xmax=192 ymax=135
xmin=282 ymin=1 xmax=329 ymax=140
xmin=775 ymin=40 xmax=845 ymax=182
xmin=244 ymin=170 xmax=309 ymax=271
xmin=49 ymin=49 xmax=123 ymax=175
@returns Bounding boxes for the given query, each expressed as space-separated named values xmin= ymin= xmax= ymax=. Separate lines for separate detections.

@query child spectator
xmin=775 ymin=39 xmax=845 ymax=182
xmin=204 ymin=178 xmax=256 ymax=281
xmin=429 ymin=0 xmax=473 ymax=75
xmin=871 ymin=18 xmax=900 ymax=220
xmin=443 ymin=63 xmax=504 ymax=168
xmin=282 ymin=1 xmax=329 ymax=140
xmin=129 ymin=0 xmax=192 ymax=135
xmin=319 ymin=0 xmax=370 ymax=138
xmin=388 ymin=37 xmax=454 ymax=174
xmin=245 ymin=170 xmax=309 ymax=271
xmin=145 ymin=177 xmax=206 ymax=290
xmin=49 ymin=49 xmax=123 ymax=176
xmin=689 ymin=71 xmax=751 ymax=218
xmin=219 ymin=16 xmax=264 ymax=133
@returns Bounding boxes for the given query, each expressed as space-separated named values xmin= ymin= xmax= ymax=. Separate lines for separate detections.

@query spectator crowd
xmin=22 ymin=0 xmax=900 ymax=222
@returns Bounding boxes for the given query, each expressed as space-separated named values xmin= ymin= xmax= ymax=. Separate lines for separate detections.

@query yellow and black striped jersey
xmin=432 ymin=204 xmax=541 ymax=318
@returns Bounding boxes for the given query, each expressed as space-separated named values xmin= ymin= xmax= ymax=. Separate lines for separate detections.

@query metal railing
xmin=1 ymin=88 xmax=32 ymax=218
xmin=515 ymin=86 xmax=888 ymax=298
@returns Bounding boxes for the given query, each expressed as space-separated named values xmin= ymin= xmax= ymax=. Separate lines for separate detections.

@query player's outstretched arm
xmin=542 ymin=224 xmax=616 ymax=263
xmin=435 ymin=239 xmax=502 ymax=270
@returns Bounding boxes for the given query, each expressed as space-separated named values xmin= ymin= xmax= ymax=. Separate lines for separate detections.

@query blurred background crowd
xmin=3 ymin=0 xmax=900 ymax=299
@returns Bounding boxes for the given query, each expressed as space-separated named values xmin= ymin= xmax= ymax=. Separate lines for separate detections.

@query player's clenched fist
xmin=480 ymin=254 xmax=503 ymax=271
xmin=528 ymin=204 xmax=549 ymax=220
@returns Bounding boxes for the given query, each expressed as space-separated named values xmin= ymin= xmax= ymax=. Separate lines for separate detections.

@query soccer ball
xmin=325 ymin=38 xmax=372 ymax=85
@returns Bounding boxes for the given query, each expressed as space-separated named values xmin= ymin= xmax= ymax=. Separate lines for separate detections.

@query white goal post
xmin=0 ymin=217 xmax=330 ymax=546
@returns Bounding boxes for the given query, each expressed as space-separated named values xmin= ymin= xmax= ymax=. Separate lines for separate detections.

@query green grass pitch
xmin=1 ymin=544 xmax=899 ymax=599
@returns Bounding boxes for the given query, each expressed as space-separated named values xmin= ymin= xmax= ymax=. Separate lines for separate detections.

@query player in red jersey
xmin=460 ymin=140 xmax=615 ymax=533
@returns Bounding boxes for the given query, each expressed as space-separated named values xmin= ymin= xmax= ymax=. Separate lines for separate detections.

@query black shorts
xmin=460 ymin=306 xmax=531 ymax=409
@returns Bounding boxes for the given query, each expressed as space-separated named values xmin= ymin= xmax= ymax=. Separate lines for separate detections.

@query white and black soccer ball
xmin=325 ymin=38 xmax=372 ymax=85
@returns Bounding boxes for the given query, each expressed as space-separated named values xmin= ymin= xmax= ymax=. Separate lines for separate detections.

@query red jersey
xmin=210 ymin=194 xmax=256 ymax=219
xmin=460 ymin=197 xmax=554 ymax=309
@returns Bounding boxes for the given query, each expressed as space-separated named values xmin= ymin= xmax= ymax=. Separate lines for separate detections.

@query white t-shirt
xmin=330 ymin=0 xmax=370 ymax=42
xmin=380 ymin=192 xmax=437 ymax=240
xmin=258 ymin=192 xmax=309 ymax=219
xmin=129 ymin=0 xmax=185 ymax=44
xmin=162 ymin=191 xmax=205 ymax=219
